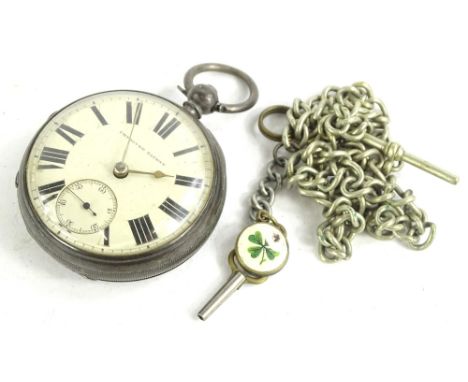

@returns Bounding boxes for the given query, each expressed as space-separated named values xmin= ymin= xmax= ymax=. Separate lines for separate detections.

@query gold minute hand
xmin=120 ymin=102 xmax=143 ymax=164
xmin=127 ymin=169 xmax=174 ymax=179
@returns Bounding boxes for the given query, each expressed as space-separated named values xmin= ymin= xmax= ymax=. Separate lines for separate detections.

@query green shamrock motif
xmin=247 ymin=231 xmax=280 ymax=265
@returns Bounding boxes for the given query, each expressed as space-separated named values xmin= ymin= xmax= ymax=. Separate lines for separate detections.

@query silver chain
xmin=250 ymin=82 xmax=436 ymax=262
xmin=249 ymin=144 xmax=287 ymax=221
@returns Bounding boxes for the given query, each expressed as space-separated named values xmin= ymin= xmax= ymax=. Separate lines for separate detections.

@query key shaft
xmin=198 ymin=272 xmax=246 ymax=321
xmin=363 ymin=134 xmax=458 ymax=185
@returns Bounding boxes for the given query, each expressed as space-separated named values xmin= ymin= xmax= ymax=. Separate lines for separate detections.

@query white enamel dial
xmin=26 ymin=90 xmax=215 ymax=256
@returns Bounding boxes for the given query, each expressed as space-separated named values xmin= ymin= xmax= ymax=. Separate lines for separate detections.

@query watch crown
xmin=182 ymin=83 xmax=219 ymax=119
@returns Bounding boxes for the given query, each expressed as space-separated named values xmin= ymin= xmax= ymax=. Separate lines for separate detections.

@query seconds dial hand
xmin=68 ymin=189 xmax=97 ymax=216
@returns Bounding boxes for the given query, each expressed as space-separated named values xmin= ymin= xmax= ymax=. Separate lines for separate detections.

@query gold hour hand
xmin=128 ymin=169 xmax=174 ymax=179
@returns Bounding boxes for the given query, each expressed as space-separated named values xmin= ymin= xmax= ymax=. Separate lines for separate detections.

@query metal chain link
xmin=249 ymin=144 xmax=287 ymax=221
xmin=251 ymin=82 xmax=435 ymax=262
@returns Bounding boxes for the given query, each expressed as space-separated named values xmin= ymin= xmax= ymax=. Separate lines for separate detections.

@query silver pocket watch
xmin=16 ymin=63 xmax=258 ymax=281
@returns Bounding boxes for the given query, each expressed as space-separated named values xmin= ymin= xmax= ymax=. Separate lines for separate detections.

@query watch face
xmin=25 ymin=90 xmax=215 ymax=257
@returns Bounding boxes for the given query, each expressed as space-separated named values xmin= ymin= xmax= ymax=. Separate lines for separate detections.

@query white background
xmin=1 ymin=1 xmax=467 ymax=381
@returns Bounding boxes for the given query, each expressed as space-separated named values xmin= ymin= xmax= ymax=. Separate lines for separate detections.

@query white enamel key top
xmin=198 ymin=222 xmax=289 ymax=320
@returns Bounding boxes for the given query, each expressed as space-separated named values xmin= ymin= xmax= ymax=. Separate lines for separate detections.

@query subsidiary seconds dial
xmin=56 ymin=179 xmax=117 ymax=234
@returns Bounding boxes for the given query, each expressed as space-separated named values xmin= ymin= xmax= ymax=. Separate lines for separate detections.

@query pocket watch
xmin=16 ymin=63 xmax=258 ymax=281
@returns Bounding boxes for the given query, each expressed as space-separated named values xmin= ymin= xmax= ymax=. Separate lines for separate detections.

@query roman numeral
xmin=159 ymin=198 xmax=189 ymax=222
xmin=91 ymin=106 xmax=108 ymax=125
xmin=38 ymin=180 xmax=65 ymax=204
xmin=38 ymin=164 xmax=62 ymax=170
xmin=154 ymin=112 xmax=180 ymax=139
xmin=126 ymin=101 xmax=143 ymax=124
xmin=103 ymin=226 xmax=110 ymax=246
xmin=56 ymin=124 xmax=84 ymax=145
xmin=39 ymin=147 xmax=69 ymax=169
xmin=175 ymin=175 xmax=203 ymax=188
xmin=128 ymin=214 xmax=157 ymax=245
xmin=173 ymin=145 xmax=199 ymax=157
